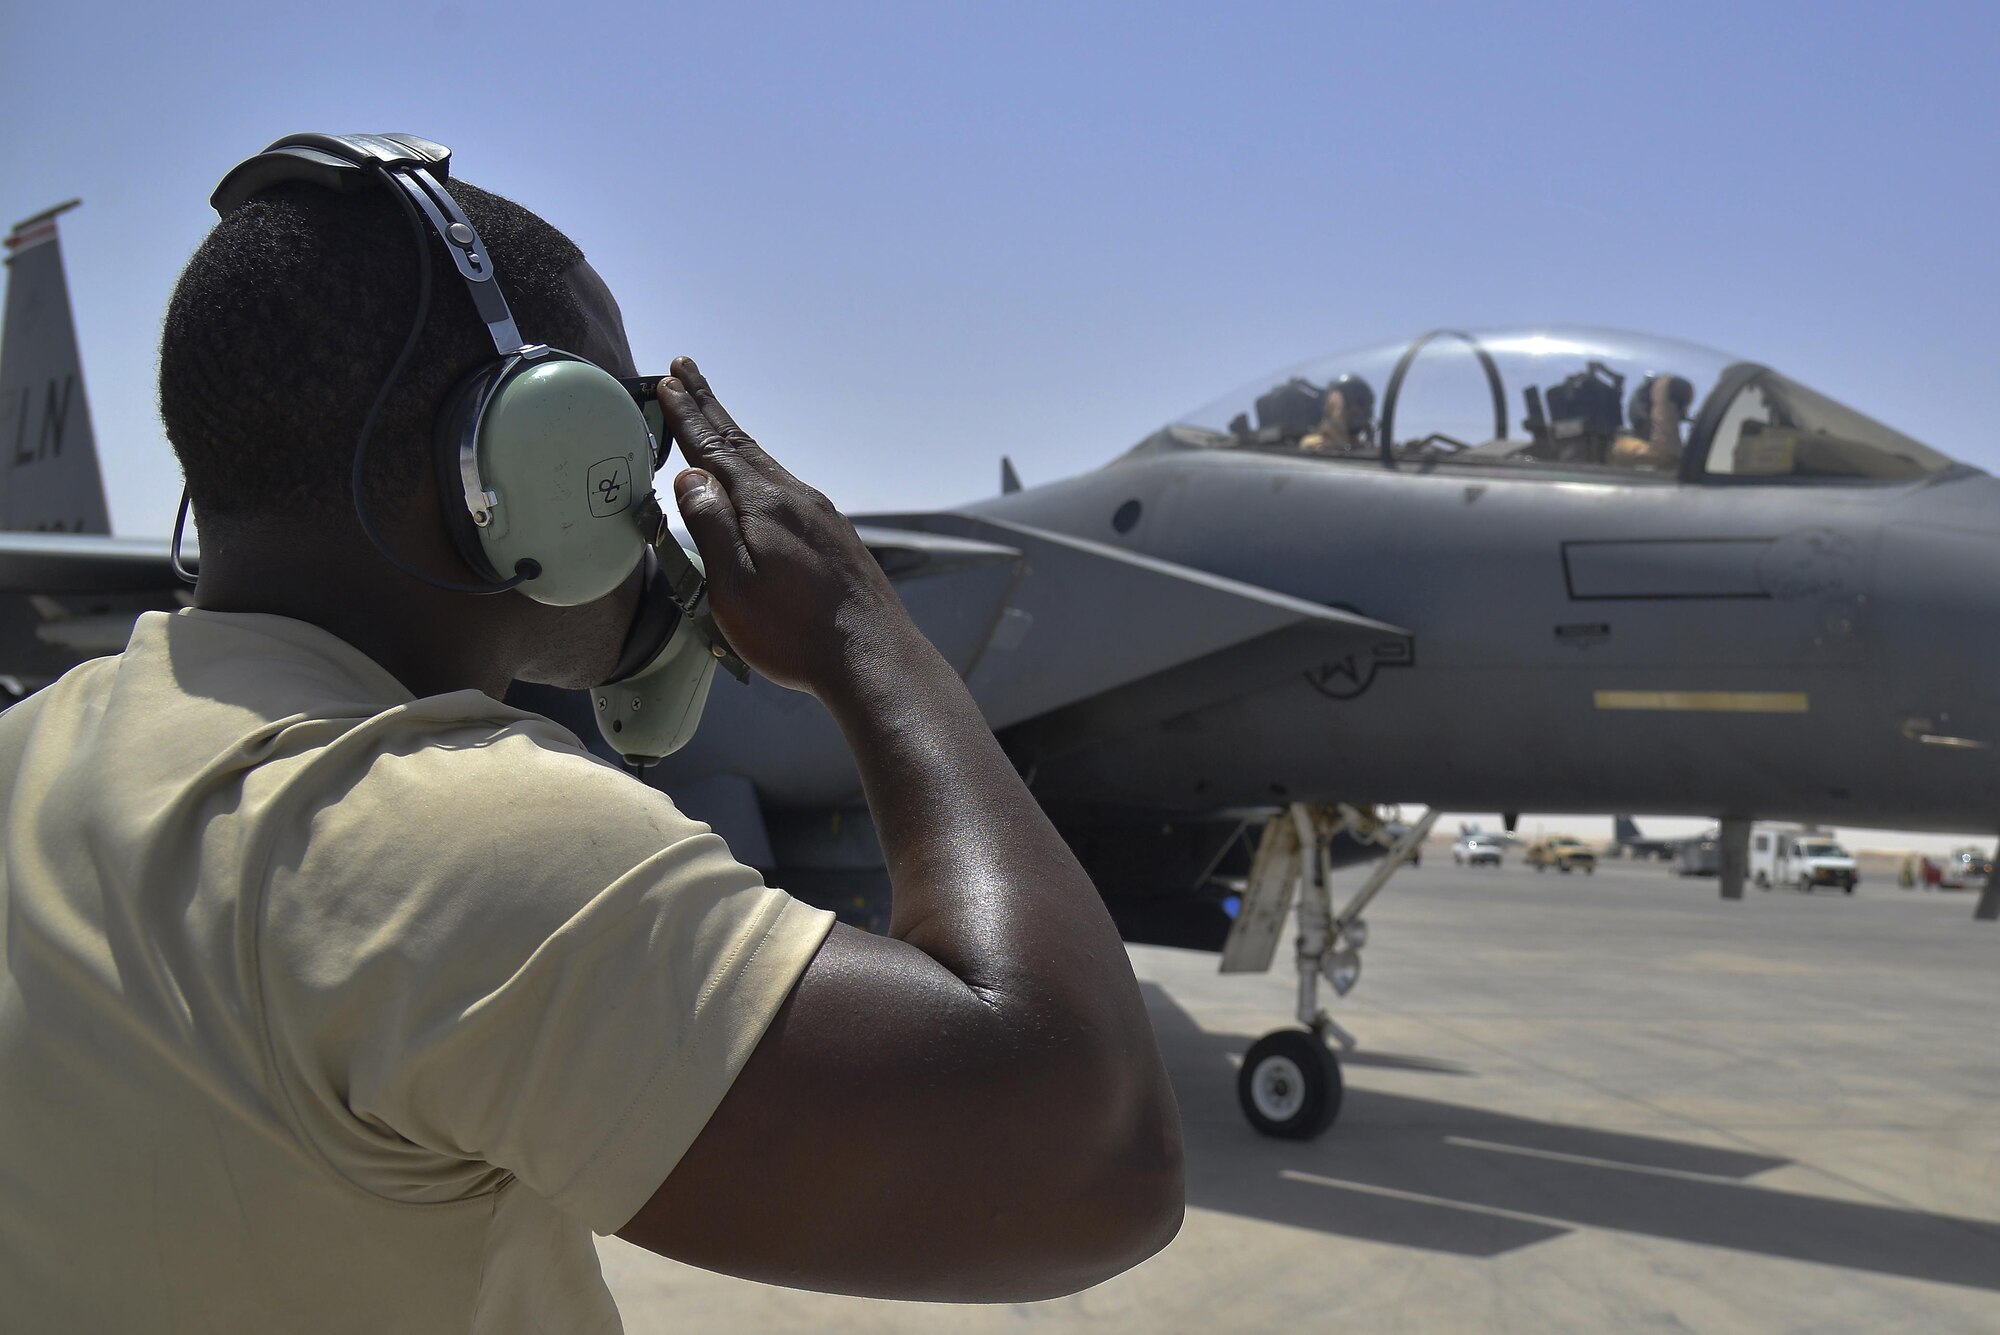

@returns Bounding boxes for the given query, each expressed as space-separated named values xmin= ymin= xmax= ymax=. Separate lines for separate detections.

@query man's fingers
xmin=669 ymin=357 xmax=793 ymax=485
xmin=656 ymin=377 xmax=767 ymax=497
xmin=673 ymin=468 xmax=754 ymax=583
xmin=670 ymin=356 xmax=754 ymax=444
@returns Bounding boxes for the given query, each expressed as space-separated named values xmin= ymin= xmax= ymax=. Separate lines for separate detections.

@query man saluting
xmin=0 ymin=135 xmax=1182 ymax=1332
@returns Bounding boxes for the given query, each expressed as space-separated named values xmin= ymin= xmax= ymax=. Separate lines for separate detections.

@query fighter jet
xmin=634 ymin=324 xmax=2000 ymax=1132
xmin=656 ymin=326 xmax=2000 ymax=894
xmin=8 ymin=208 xmax=1999 ymax=1138
xmin=1610 ymin=815 xmax=1683 ymax=861
xmin=0 ymin=202 xmax=182 ymax=702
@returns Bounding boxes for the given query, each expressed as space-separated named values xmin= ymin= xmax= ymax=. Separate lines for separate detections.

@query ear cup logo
xmin=588 ymin=457 xmax=633 ymax=517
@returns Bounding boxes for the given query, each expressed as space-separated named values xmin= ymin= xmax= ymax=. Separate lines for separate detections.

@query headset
xmin=197 ymin=132 xmax=741 ymax=767
xmin=1628 ymin=373 xmax=1696 ymax=438
xmin=1326 ymin=374 xmax=1376 ymax=443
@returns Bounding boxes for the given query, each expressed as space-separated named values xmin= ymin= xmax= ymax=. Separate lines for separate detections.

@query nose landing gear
xmin=1224 ymin=803 xmax=1437 ymax=1139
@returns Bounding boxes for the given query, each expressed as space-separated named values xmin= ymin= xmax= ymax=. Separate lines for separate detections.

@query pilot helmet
xmin=1327 ymin=373 xmax=1376 ymax=434
xmin=1628 ymin=373 xmax=1695 ymax=435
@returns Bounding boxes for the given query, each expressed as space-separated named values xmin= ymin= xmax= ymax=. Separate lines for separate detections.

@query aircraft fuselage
xmin=967 ymin=450 xmax=2000 ymax=832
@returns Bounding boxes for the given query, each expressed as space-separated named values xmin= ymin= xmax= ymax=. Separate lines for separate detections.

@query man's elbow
xmin=1079 ymin=1141 xmax=1184 ymax=1294
xmin=1020 ymin=1059 xmax=1186 ymax=1299
xmin=1091 ymin=1076 xmax=1187 ymax=1279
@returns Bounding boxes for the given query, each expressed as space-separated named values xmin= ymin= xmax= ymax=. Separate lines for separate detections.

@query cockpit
xmin=1126 ymin=326 xmax=1963 ymax=484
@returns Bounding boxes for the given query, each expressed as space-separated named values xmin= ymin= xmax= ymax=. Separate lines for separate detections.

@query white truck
xmin=1749 ymin=825 xmax=1858 ymax=894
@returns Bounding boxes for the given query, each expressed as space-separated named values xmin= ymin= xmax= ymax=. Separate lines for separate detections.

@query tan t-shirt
xmin=0 ymin=609 xmax=833 ymax=1333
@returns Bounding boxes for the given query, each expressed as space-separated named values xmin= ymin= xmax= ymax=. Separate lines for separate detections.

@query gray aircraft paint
xmin=953 ymin=452 xmax=2000 ymax=831
xmin=0 ymin=203 xmax=110 ymax=536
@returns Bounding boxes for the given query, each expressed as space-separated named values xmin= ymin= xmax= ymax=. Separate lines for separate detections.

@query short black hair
xmin=160 ymin=177 xmax=588 ymax=534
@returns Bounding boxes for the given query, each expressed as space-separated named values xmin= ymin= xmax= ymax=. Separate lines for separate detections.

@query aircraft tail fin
xmin=1 ymin=201 xmax=111 ymax=534
xmin=1000 ymin=456 xmax=1022 ymax=495
xmin=1614 ymin=815 xmax=1641 ymax=843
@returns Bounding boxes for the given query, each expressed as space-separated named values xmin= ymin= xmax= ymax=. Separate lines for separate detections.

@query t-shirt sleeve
xmin=254 ymin=709 xmax=834 ymax=1234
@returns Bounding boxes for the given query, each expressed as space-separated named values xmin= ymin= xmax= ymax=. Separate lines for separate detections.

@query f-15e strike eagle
xmin=6 ymin=202 xmax=1997 ymax=1139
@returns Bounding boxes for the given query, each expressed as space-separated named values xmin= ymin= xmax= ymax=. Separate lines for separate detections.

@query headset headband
xmin=211 ymin=132 xmax=523 ymax=355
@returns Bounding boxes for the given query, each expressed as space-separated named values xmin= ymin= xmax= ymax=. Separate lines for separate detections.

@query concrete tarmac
xmin=597 ymin=859 xmax=2000 ymax=1333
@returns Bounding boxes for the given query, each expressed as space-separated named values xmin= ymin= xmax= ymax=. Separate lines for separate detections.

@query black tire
xmin=1238 ymin=1029 xmax=1343 ymax=1139
xmin=1844 ymin=883 xmax=1854 ymax=895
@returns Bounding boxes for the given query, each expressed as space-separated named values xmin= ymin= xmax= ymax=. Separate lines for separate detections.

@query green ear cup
xmin=472 ymin=357 xmax=655 ymax=606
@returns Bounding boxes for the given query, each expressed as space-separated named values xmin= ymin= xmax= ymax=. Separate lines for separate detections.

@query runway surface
xmin=597 ymin=858 xmax=2000 ymax=1333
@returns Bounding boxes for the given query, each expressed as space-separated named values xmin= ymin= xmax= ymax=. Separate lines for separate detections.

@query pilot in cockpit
xmin=1300 ymin=374 xmax=1376 ymax=454
xmin=1609 ymin=373 xmax=1694 ymax=470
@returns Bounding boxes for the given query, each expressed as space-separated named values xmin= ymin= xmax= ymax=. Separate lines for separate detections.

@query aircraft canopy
xmin=1129 ymin=326 xmax=1960 ymax=485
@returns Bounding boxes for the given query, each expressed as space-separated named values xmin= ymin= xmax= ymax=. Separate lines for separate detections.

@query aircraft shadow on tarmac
xmin=1143 ymin=985 xmax=2000 ymax=1291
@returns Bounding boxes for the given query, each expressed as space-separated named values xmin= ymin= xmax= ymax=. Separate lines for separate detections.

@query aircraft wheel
xmin=1238 ymin=1029 xmax=1342 ymax=1140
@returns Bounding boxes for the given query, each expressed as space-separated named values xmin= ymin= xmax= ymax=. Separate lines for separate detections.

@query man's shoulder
xmin=286 ymin=693 xmax=720 ymax=892
xmin=323 ymin=696 xmax=669 ymax=823
xmin=0 ymin=656 xmax=118 ymax=777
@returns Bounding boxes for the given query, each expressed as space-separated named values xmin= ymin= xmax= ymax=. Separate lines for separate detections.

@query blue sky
xmin=5 ymin=2 xmax=1997 ymax=847
xmin=5 ymin=0 xmax=1996 ymax=537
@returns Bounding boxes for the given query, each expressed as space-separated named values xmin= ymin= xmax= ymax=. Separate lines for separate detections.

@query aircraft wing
xmin=863 ymin=511 xmax=1411 ymax=728
xmin=659 ymin=509 xmax=1414 ymax=821
xmin=0 ymin=532 xmax=180 ymax=593
xmin=851 ymin=523 xmax=1027 ymax=677
xmin=0 ymin=532 xmax=184 ymax=685
xmin=0 ymin=527 xmax=186 ymax=679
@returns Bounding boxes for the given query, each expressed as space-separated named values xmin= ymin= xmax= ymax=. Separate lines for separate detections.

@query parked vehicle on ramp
xmin=1526 ymin=836 xmax=1598 ymax=874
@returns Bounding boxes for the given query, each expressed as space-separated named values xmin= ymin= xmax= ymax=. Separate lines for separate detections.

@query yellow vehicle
xmin=1526 ymin=836 xmax=1597 ymax=874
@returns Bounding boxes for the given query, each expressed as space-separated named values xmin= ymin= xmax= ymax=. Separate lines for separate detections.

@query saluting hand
xmin=656 ymin=358 xmax=915 ymax=700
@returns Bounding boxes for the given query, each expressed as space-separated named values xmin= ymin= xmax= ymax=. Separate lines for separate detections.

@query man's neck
xmin=192 ymin=524 xmax=521 ymax=699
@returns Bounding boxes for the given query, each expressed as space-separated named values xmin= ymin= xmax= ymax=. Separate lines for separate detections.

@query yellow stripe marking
xmin=1594 ymin=690 xmax=1809 ymax=714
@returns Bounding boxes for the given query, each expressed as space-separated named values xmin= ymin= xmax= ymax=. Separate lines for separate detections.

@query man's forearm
xmin=819 ymin=619 xmax=1134 ymax=1003
xmin=820 ymin=614 xmax=1183 ymax=1234
xmin=646 ymin=362 xmax=1183 ymax=1291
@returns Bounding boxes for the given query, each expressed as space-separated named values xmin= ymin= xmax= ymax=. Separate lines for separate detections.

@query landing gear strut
xmin=1226 ymin=803 xmax=1437 ymax=1139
